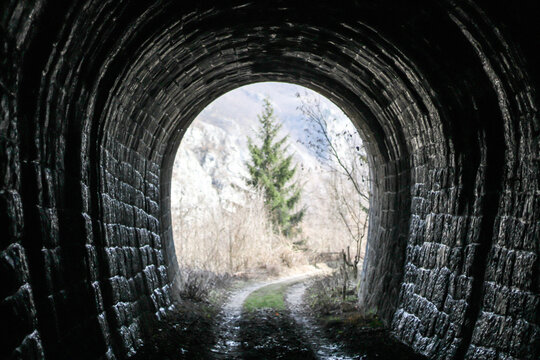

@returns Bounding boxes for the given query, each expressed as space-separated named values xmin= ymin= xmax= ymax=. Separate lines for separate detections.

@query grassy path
xmin=243 ymin=281 xmax=292 ymax=311
xmin=210 ymin=271 xmax=324 ymax=359
xmin=239 ymin=278 xmax=317 ymax=359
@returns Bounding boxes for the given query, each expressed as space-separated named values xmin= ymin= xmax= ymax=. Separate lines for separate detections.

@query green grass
xmin=243 ymin=282 xmax=293 ymax=312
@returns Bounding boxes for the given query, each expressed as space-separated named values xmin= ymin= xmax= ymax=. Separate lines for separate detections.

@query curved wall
xmin=1 ymin=1 xmax=538 ymax=359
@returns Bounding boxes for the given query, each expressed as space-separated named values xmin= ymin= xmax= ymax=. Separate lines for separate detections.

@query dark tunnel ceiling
xmin=1 ymin=0 xmax=539 ymax=359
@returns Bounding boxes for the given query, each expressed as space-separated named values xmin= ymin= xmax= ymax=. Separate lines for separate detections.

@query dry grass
xmin=175 ymin=268 xmax=232 ymax=302
xmin=172 ymin=190 xmax=307 ymax=275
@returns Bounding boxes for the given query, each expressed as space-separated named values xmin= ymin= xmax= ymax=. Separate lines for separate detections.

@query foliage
xmin=305 ymin=272 xmax=350 ymax=316
xmin=176 ymin=268 xmax=231 ymax=302
xmin=173 ymin=189 xmax=305 ymax=275
xmin=306 ymin=272 xmax=383 ymax=328
xmin=246 ymin=98 xmax=305 ymax=237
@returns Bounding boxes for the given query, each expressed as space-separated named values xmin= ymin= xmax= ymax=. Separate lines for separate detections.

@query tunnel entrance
xmin=2 ymin=1 xmax=539 ymax=359
xmin=164 ymin=82 xmax=383 ymax=357
xmin=170 ymin=82 xmax=370 ymax=277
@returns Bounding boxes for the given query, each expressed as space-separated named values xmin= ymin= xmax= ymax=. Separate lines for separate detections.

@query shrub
xmin=173 ymin=189 xmax=307 ymax=275
xmin=175 ymin=268 xmax=230 ymax=302
xmin=305 ymin=272 xmax=344 ymax=316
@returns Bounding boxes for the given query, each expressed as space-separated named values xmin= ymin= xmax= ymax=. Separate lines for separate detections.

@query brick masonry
xmin=1 ymin=1 xmax=538 ymax=359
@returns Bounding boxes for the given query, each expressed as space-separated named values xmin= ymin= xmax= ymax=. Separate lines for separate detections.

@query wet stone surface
xmin=2 ymin=1 xmax=539 ymax=358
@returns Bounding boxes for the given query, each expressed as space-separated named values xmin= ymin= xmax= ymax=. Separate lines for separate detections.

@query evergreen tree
xmin=246 ymin=98 xmax=305 ymax=236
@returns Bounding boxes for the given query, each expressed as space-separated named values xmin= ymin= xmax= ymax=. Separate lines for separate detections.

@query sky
xmin=196 ymin=82 xmax=352 ymax=138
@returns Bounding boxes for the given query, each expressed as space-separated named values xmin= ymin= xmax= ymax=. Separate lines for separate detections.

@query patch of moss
xmin=243 ymin=282 xmax=292 ymax=311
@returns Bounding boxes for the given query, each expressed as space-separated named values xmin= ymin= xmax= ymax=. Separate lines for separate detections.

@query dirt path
xmin=210 ymin=272 xmax=321 ymax=358
xmin=133 ymin=268 xmax=423 ymax=359
xmin=286 ymin=282 xmax=356 ymax=360
xmin=210 ymin=268 xmax=415 ymax=359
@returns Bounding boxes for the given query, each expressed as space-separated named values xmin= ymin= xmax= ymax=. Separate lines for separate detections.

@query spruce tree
xmin=246 ymin=98 xmax=305 ymax=237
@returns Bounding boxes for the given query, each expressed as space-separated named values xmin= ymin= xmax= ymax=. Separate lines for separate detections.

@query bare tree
xmin=297 ymin=92 xmax=370 ymax=291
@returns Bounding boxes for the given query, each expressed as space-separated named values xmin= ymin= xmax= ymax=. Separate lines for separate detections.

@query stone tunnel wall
xmin=1 ymin=1 xmax=539 ymax=359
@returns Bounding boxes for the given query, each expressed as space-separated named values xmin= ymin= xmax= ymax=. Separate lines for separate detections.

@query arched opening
xmin=2 ymin=1 xmax=538 ymax=359
xmin=170 ymin=81 xmax=370 ymax=275
xmin=164 ymin=81 xmax=378 ymax=357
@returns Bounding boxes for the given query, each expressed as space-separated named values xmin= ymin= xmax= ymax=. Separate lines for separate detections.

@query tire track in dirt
xmin=286 ymin=282 xmax=356 ymax=360
xmin=210 ymin=272 xmax=321 ymax=358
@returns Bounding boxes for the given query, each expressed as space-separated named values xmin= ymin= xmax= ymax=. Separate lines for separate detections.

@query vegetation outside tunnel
xmin=243 ymin=282 xmax=293 ymax=312
xmin=171 ymin=83 xmax=370 ymax=278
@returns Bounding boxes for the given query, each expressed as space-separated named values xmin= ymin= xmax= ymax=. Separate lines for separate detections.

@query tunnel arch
xmin=1 ymin=1 xmax=538 ymax=359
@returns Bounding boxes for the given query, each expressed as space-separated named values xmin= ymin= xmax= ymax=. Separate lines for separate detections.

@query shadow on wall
xmin=0 ymin=0 xmax=539 ymax=359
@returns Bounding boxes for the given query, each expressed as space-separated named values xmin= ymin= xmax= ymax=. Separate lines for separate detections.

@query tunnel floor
xmin=137 ymin=273 xmax=426 ymax=359
xmin=217 ymin=276 xmax=425 ymax=359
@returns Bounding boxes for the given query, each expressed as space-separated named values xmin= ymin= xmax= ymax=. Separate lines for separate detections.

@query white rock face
xmin=171 ymin=120 xmax=250 ymax=215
